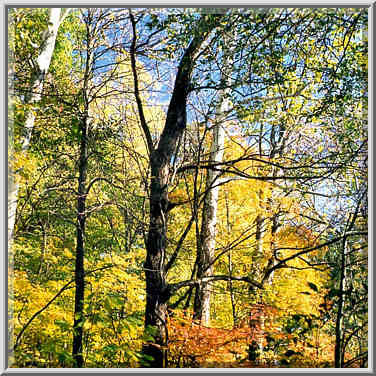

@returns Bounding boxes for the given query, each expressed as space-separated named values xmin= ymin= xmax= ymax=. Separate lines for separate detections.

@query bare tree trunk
xmin=228 ymin=251 xmax=237 ymax=326
xmin=72 ymin=10 xmax=91 ymax=366
xmin=72 ymin=116 xmax=88 ymax=368
xmin=335 ymin=238 xmax=347 ymax=368
xmin=193 ymin=118 xmax=225 ymax=324
xmin=255 ymin=191 xmax=265 ymax=271
xmin=142 ymin=16 xmax=223 ymax=367
xmin=224 ymin=190 xmax=237 ymax=325
xmin=193 ymin=36 xmax=232 ymax=326
xmin=250 ymin=114 xmax=285 ymax=363
xmin=8 ymin=8 xmax=62 ymax=244
xmin=254 ymin=205 xmax=280 ymax=364
xmin=248 ymin=189 xmax=265 ymax=363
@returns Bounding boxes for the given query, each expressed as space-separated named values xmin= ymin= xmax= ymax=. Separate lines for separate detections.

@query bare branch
xmin=129 ymin=11 xmax=154 ymax=155
xmin=168 ymin=274 xmax=263 ymax=297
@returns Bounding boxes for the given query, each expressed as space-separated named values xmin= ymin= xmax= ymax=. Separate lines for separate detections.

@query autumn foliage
xmin=8 ymin=7 xmax=367 ymax=369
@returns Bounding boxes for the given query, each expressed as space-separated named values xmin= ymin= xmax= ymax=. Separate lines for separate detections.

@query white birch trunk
xmin=199 ymin=107 xmax=226 ymax=326
xmin=196 ymin=41 xmax=233 ymax=326
xmin=8 ymin=8 xmax=62 ymax=245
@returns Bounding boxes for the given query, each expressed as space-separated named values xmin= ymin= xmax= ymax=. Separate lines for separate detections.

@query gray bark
xmin=193 ymin=36 xmax=232 ymax=326
xmin=142 ymin=15 xmax=223 ymax=367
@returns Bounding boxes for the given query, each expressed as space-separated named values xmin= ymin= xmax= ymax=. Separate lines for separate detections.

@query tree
xmin=9 ymin=8 xmax=70 ymax=245
xmin=126 ymin=7 xmax=368 ymax=367
xmin=10 ymin=8 xmax=157 ymax=367
xmin=61 ymin=9 xmax=157 ymax=366
xmin=130 ymin=11 xmax=225 ymax=367
xmin=8 ymin=6 xmax=368 ymax=369
xmin=8 ymin=7 xmax=69 ymax=363
xmin=193 ymin=33 xmax=233 ymax=326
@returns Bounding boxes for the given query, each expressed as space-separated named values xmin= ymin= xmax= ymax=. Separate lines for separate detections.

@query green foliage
xmin=9 ymin=6 xmax=367 ymax=369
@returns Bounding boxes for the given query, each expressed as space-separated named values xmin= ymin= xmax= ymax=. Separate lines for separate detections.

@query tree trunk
xmin=250 ymin=118 xmax=284 ymax=363
xmin=223 ymin=190 xmax=237 ymax=325
xmin=8 ymin=8 xmax=61 ymax=244
xmin=193 ymin=36 xmax=232 ymax=326
xmin=72 ymin=117 xmax=88 ymax=367
xmin=142 ymin=16 xmax=222 ymax=367
xmin=228 ymin=251 xmax=237 ymax=326
xmin=193 ymin=120 xmax=224 ymax=324
xmin=71 ymin=10 xmax=95 ymax=366
xmin=335 ymin=238 xmax=347 ymax=368
xmin=248 ymin=189 xmax=265 ymax=363
xmin=142 ymin=62 xmax=192 ymax=367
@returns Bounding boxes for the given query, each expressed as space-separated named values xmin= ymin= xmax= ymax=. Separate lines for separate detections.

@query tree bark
xmin=8 ymin=9 xmax=62 ymax=245
xmin=335 ymin=237 xmax=347 ymax=368
xmin=72 ymin=10 xmax=91 ymax=366
xmin=142 ymin=15 xmax=222 ymax=367
xmin=250 ymin=108 xmax=285 ymax=363
xmin=248 ymin=189 xmax=265 ymax=363
xmin=193 ymin=35 xmax=232 ymax=326
xmin=72 ymin=117 xmax=88 ymax=368
xmin=193 ymin=119 xmax=225 ymax=324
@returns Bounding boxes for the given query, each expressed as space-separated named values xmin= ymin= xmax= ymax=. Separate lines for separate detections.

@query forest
xmin=8 ymin=7 xmax=368 ymax=368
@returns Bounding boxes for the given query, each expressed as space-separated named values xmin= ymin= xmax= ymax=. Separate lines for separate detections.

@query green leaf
xmin=55 ymin=319 xmax=70 ymax=332
xmin=104 ymin=297 xmax=112 ymax=313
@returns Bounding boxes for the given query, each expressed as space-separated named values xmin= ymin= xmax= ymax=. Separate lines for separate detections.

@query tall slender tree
xmin=9 ymin=8 xmax=68 ymax=244
xmin=193 ymin=34 xmax=233 ymax=326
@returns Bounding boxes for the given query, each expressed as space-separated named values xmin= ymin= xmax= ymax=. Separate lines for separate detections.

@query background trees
xmin=8 ymin=7 xmax=368 ymax=368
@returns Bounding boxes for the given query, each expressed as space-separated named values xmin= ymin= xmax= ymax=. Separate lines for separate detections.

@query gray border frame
xmin=1 ymin=1 xmax=374 ymax=375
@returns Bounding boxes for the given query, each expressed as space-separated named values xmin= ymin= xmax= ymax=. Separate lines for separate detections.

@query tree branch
xmin=12 ymin=264 xmax=115 ymax=352
xmin=263 ymin=231 xmax=368 ymax=282
xmin=129 ymin=11 xmax=154 ymax=155
xmin=168 ymin=274 xmax=263 ymax=297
